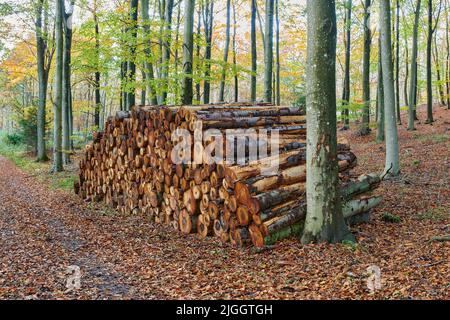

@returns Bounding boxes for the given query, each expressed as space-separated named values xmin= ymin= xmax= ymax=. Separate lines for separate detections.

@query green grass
xmin=381 ymin=212 xmax=401 ymax=223
xmin=415 ymin=207 xmax=449 ymax=222
xmin=0 ymin=131 xmax=77 ymax=192
xmin=413 ymin=133 xmax=449 ymax=144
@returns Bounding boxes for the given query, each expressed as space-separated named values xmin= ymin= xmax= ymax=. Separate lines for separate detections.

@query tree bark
xmin=380 ymin=0 xmax=400 ymax=176
xmin=53 ymin=0 xmax=64 ymax=172
xmin=62 ymin=0 xmax=74 ymax=165
xmin=35 ymin=0 xmax=50 ymax=162
xmin=127 ymin=0 xmax=139 ymax=110
xmin=341 ymin=0 xmax=352 ymax=130
xmin=181 ymin=0 xmax=195 ymax=105
xmin=161 ymin=0 xmax=174 ymax=104
xmin=93 ymin=0 xmax=101 ymax=127
xmin=301 ymin=0 xmax=352 ymax=244
xmin=426 ymin=0 xmax=434 ymax=123
xmin=263 ymin=0 xmax=274 ymax=103
xmin=275 ymin=0 xmax=281 ymax=106
xmin=360 ymin=0 xmax=371 ymax=135
xmin=219 ymin=0 xmax=231 ymax=102
xmin=377 ymin=39 xmax=385 ymax=143
xmin=395 ymin=0 xmax=401 ymax=123
xmin=232 ymin=0 xmax=238 ymax=102
xmin=202 ymin=0 xmax=214 ymax=104
xmin=408 ymin=0 xmax=421 ymax=130
xmin=141 ymin=0 xmax=158 ymax=105
xmin=250 ymin=0 xmax=257 ymax=102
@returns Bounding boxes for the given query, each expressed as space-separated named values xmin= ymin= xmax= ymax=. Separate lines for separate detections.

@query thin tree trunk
xmin=341 ymin=0 xmax=352 ymax=130
xmin=161 ymin=0 xmax=174 ymax=104
xmin=195 ymin=8 xmax=201 ymax=103
xmin=219 ymin=0 xmax=231 ymax=102
xmin=35 ymin=0 xmax=50 ymax=162
xmin=301 ymin=0 xmax=352 ymax=244
xmin=93 ymin=1 xmax=101 ymax=127
xmin=127 ymin=0 xmax=139 ymax=110
xmin=174 ymin=3 xmax=181 ymax=104
xmin=232 ymin=0 xmax=238 ymax=102
xmin=142 ymin=0 xmax=158 ymax=105
xmin=250 ymin=0 xmax=257 ymax=102
xmin=202 ymin=0 xmax=214 ymax=104
xmin=404 ymin=37 xmax=409 ymax=107
xmin=380 ymin=0 xmax=400 ymax=175
xmin=275 ymin=0 xmax=281 ymax=106
xmin=53 ymin=0 xmax=63 ymax=172
xmin=395 ymin=0 xmax=401 ymax=123
xmin=446 ymin=0 xmax=450 ymax=108
xmin=181 ymin=0 xmax=195 ymax=105
xmin=426 ymin=0 xmax=434 ymax=123
xmin=433 ymin=36 xmax=445 ymax=106
xmin=408 ymin=0 xmax=421 ymax=130
xmin=263 ymin=0 xmax=274 ymax=103
xmin=377 ymin=39 xmax=385 ymax=143
xmin=360 ymin=0 xmax=371 ymax=135
xmin=62 ymin=0 xmax=74 ymax=165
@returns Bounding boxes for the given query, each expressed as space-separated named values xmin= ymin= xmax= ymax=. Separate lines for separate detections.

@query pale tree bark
xmin=219 ymin=0 xmax=231 ymax=102
xmin=263 ymin=0 xmax=274 ymax=103
xmin=426 ymin=0 xmax=443 ymax=123
xmin=380 ymin=0 xmax=400 ymax=176
xmin=62 ymin=0 xmax=74 ymax=165
xmin=232 ymin=0 xmax=238 ymax=102
xmin=341 ymin=0 xmax=352 ymax=130
xmin=395 ymin=0 xmax=401 ymax=123
xmin=127 ymin=0 xmax=139 ymax=110
xmin=142 ymin=0 xmax=158 ymax=105
xmin=181 ymin=0 xmax=195 ymax=105
xmin=35 ymin=0 xmax=52 ymax=162
xmin=301 ymin=0 xmax=353 ymax=244
xmin=275 ymin=0 xmax=281 ymax=106
xmin=433 ymin=35 xmax=445 ymax=106
xmin=53 ymin=0 xmax=64 ymax=172
xmin=161 ymin=0 xmax=174 ymax=104
xmin=408 ymin=0 xmax=421 ymax=130
xmin=202 ymin=0 xmax=214 ymax=104
xmin=173 ymin=3 xmax=181 ymax=104
xmin=250 ymin=0 xmax=257 ymax=102
xmin=359 ymin=0 xmax=371 ymax=135
xmin=376 ymin=48 xmax=385 ymax=143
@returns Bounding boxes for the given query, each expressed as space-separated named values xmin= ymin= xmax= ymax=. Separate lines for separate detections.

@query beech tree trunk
xmin=35 ymin=0 xmax=50 ymax=162
xmin=377 ymin=39 xmax=385 ymax=143
xmin=360 ymin=0 xmax=371 ymax=135
xmin=53 ymin=0 xmax=64 ymax=172
xmin=263 ymin=0 xmax=274 ymax=103
xmin=62 ymin=0 xmax=74 ymax=165
xmin=275 ymin=0 xmax=281 ymax=106
xmin=181 ymin=0 xmax=195 ymax=105
xmin=142 ymin=0 xmax=158 ymax=105
xmin=380 ymin=0 xmax=400 ymax=176
xmin=408 ymin=0 xmax=421 ymax=131
xmin=161 ymin=0 xmax=174 ymax=104
xmin=127 ymin=0 xmax=139 ymax=110
xmin=250 ymin=0 xmax=257 ymax=102
xmin=202 ymin=0 xmax=214 ymax=104
xmin=341 ymin=0 xmax=352 ymax=130
xmin=219 ymin=0 xmax=231 ymax=102
xmin=301 ymin=0 xmax=352 ymax=244
xmin=395 ymin=0 xmax=401 ymax=124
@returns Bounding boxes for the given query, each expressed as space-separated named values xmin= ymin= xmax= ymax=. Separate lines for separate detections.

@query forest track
xmin=0 ymin=105 xmax=448 ymax=300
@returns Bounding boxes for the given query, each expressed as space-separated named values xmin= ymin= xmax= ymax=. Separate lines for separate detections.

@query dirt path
xmin=0 ymin=105 xmax=449 ymax=300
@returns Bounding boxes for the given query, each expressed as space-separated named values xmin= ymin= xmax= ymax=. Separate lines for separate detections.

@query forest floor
xmin=0 ymin=105 xmax=448 ymax=300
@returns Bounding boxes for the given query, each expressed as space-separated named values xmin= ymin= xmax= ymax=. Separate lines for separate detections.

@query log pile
xmin=75 ymin=103 xmax=381 ymax=248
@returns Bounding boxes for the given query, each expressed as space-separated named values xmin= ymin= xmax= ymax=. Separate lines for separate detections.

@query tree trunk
xmin=142 ymin=0 xmax=158 ymax=105
xmin=232 ymin=0 xmax=238 ymax=103
xmin=380 ymin=0 xmax=400 ymax=176
xmin=53 ymin=0 xmax=64 ymax=172
xmin=408 ymin=0 xmax=421 ymax=130
xmin=446 ymin=1 xmax=450 ymax=109
xmin=250 ymin=0 xmax=257 ymax=102
xmin=404 ymin=37 xmax=409 ymax=107
xmin=62 ymin=0 xmax=74 ymax=165
xmin=181 ymin=0 xmax=195 ymax=105
xmin=202 ymin=0 xmax=214 ymax=104
xmin=93 ymin=1 xmax=101 ymax=127
xmin=360 ymin=0 xmax=371 ymax=135
xmin=341 ymin=0 xmax=352 ymax=130
xmin=275 ymin=0 xmax=281 ymax=106
xmin=161 ymin=0 xmax=174 ymax=104
xmin=433 ymin=36 xmax=445 ymax=106
xmin=301 ymin=0 xmax=352 ymax=244
xmin=377 ymin=40 xmax=385 ymax=143
xmin=219 ymin=0 xmax=231 ymax=102
xmin=395 ymin=0 xmax=401 ymax=123
xmin=35 ymin=0 xmax=50 ymax=162
xmin=426 ymin=0 xmax=434 ymax=123
xmin=263 ymin=0 xmax=274 ymax=103
xmin=127 ymin=0 xmax=139 ymax=110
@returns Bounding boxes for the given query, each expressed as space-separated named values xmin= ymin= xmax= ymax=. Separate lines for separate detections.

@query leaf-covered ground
xmin=0 ymin=105 xmax=448 ymax=300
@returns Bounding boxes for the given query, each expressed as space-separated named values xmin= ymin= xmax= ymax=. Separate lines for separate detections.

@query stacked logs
xmin=76 ymin=103 xmax=381 ymax=248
